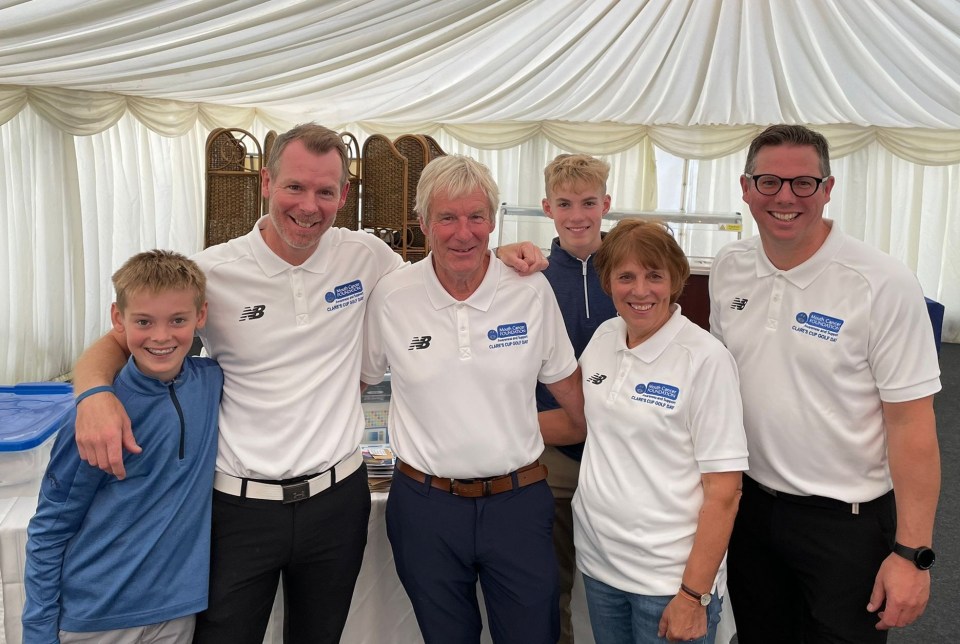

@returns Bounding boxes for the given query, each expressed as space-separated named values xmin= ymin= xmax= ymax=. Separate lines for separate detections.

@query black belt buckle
xmin=482 ymin=480 xmax=493 ymax=496
xmin=282 ymin=481 xmax=310 ymax=504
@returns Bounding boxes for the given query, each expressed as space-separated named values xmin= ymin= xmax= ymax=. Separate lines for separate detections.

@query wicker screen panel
xmin=360 ymin=134 xmax=407 ymax=257
xmin=261 ymin=130 xmax=278 ymax=215
xmin=205 ymin=128 xmax=263 ymax=248
xmin=393 ymin=134 xmax=446 ymax=262
xmin=422 ymin=135 xmax=446 ymax=161
xmin=336 ymin=132 xmax=361 ymax=230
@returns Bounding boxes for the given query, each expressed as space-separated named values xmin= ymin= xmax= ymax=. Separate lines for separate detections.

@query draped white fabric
xmin=1 ymin=0 xmax=958 ymax=381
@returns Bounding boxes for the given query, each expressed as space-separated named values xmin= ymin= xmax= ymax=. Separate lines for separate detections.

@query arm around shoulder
xmin=73 ymin=330 xmax=139 ymax=479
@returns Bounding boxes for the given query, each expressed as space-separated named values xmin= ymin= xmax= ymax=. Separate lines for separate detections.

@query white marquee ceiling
xmin=2 ymin=0 xmax=958 ymax=129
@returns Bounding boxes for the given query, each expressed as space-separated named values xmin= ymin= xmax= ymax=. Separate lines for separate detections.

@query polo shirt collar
xmin=248 ymin=216 xmax=332 ymax=277
xmin=754 ymin=218 xmax=844 ymax=288
xmin=618 ymin=304 xmax=685 ymax=363
xmin=423 ymin=250 xmax=499 ymax=311
xmin=116 ymin=354 xmax=185 ymax=396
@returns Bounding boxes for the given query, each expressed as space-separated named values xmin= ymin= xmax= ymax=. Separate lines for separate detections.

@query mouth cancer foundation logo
xmin=324 ymin=279 xmax=365 ymax=311
xmin=631 ymin=381 xmax=680 ymax=409
xmin=792 ymin=311 xmax=844 ymax=343
xmin=487 ymin=322 xmax=529 ymax=349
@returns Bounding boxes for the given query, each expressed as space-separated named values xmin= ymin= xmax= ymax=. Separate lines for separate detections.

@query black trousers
xmin=193 ymin=466 xmax=371 ymax=644
xmin=728 ymin=475 xmax=896 ymax=644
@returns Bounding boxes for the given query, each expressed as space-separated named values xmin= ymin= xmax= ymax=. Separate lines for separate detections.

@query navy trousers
xmin=386 ymin=469 xmax=560 ymax=644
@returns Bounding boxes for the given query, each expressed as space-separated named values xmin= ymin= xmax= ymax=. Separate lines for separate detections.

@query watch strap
xmin=680 ymin=583 xmax=710 ymax=606
xmin=893 ymin=542 xmax=935 ymax=570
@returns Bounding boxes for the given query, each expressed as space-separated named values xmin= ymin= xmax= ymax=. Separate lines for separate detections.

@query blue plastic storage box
xmin=0 ymin=382 xmax=75 ymax=498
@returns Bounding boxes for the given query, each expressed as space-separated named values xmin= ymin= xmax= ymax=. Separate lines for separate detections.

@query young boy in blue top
xmin=23 ymin=250 xmax=222 ymax=644
xmin=537 ymin=154 xmax=619 ymax=644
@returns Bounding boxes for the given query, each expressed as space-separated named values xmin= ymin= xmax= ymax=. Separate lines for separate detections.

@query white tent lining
xmin=3 ymin=85 xmax=959 ymax=165
xmin=1 ymin=0 xmax=958 ymax=382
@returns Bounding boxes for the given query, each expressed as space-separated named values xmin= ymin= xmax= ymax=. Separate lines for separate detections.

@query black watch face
xmin=916 ymin=547 xmax=936 ymax=570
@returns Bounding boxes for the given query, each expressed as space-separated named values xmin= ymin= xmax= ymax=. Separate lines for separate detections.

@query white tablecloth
xmin=1 ymin=491 xmax=734 ymax=644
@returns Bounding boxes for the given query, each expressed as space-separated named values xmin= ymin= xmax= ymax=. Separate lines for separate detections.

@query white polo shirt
xmin=361 ymin=251 xmax=577 ymax=479
xmin=709 ymin=220 xmax=941 ymax=502
xmin=573 ymin=308 xmax=748 ymax=596
xmin=195 ymin=219 xmax=404 ymax=479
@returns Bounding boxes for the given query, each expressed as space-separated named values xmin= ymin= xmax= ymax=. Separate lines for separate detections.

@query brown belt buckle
xmin=482 ymin=480 xmax=493 ymax=496
xmin=282 ymin=481 xmax=310 ymax=504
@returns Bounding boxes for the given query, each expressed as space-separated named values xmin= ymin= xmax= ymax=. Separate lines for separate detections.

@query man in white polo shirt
xmin=709 ymin=124 xmax=941 ymax=643
xmin=70 ymin=125 xmax=544 ymax=644
xmin=361 ymin=154 xmax=587 ymax=644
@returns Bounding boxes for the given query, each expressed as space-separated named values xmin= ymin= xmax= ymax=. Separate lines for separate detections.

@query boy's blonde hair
xmin=543 ymin=154 xmax=611 ymax=198
xmin=112 ymin=250 xmax=206 ymax=312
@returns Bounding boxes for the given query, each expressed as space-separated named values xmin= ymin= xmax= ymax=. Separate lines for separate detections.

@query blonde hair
xmin=415 ymin=154 xmax=499 ymax=223
xmin=112 ymin=250 xmax=206 ymax=312
xmin=544 ymin=153 xmax=610 ymax=198
xmin=593 ymin=219 xmax=690 ymax=304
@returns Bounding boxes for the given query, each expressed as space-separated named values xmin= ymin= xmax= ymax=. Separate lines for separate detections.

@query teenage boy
xmin=537 ymin=153 xmax=619 ymax=643
xmin=22 ymin=250 xmax=222 ymax=644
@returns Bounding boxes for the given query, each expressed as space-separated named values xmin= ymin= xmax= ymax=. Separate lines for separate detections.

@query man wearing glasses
xmin=708 ymin=125 xmax=941 ymax=642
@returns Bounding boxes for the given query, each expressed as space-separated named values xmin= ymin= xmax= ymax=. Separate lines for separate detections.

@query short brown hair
xmin=267 ymin=123 xmax=350 ymax=187
xmin=594 ymin=219 xmax=690 ymax=304
xmin=112 ymin=250 xmax=206 ymax=312
xmin=415 ymin=154 xmax=499 ymax=224
xmin=745 ymin=125 xmax=831 ymax=177
xmin=544 ymin=153 xmax=610 ymax=198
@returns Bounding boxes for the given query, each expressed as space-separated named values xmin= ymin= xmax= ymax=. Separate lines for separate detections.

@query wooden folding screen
xmin=204 ymin=128 xmax=263 ymax=248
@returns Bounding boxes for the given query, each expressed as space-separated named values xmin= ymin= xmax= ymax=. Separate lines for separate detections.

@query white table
xmin=1 ymin=492 xmax=733 ymax=644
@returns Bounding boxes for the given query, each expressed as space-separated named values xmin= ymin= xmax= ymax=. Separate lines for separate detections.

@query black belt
xmin=743 ymin=475 xmax=892 ymax=515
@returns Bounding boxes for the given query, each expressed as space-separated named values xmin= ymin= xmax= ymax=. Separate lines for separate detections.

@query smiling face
xmin=421 ymin=187 xmax=495 ymax=296
xmin=742 ymin=144 xmax=834 ymax=269
xmin=112 ymin=287 xmax=207 ymax=382
xmin=608 ymin=259 xmax=673 ymax=348
xmin=542 ymin=181 xmax=611 ymax=260
xmin=261 ymin=140 xmax=349 ymax=265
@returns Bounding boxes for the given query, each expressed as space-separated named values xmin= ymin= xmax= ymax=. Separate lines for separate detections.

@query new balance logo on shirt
xmin=730 ymin=297 xmax=749 ymax=310
xmin=239 ymin=305 xmax=266 ymax=321
xmin=587 ymin=373 xmax=607 ymax=385
xmin=408 ymin=336 xmax=432 ymax=350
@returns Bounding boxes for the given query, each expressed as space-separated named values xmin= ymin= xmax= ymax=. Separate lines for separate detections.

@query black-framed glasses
xmin=745 ymin=173 xmax=828 ymax=197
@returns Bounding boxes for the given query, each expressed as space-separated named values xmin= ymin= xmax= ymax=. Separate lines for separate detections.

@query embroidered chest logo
xmin=587 ymin=373 xmax=607 ymax=385
xmin=487 ymin=322 xmax=529 ymax=349
xmin=730 ymin=297 xmax=749 ymax=310
xmin=324 ymin=279 xmax=365 ymax=312
xmin=239 ymin=305 xmax=266 ymax=321
xmin=631 ymin=381 xmax=680 ymax=410
xmin=791 ymin=311 xmax=844 ymax=344
xmin=408 ymin=336 xmax=432 ymax=350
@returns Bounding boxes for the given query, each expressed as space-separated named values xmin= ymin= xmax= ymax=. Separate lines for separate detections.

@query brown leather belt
xmin=396 ymin=460 xmax=548 ymax=497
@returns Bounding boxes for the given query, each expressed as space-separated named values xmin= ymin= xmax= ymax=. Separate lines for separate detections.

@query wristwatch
xmin=893 ymin=542 xmax=936 ymax=570
xmin=680 ymin=583 xmax=712 ymax=606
